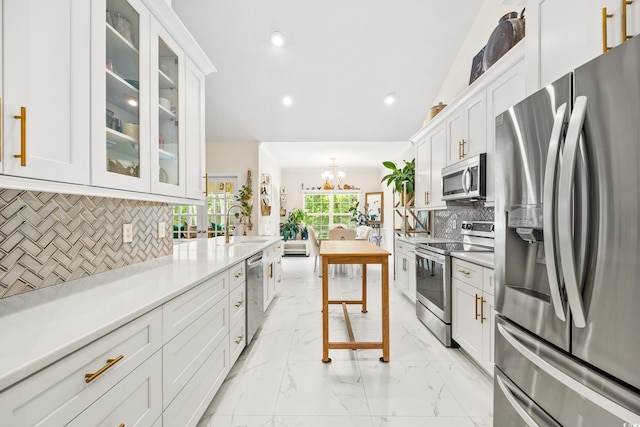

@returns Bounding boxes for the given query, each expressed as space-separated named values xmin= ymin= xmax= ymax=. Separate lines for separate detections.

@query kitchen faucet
xmin=225 ymin=204 xmax=245 ymax=243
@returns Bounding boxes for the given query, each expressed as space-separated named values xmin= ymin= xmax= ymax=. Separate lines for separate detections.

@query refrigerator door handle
xmin=558 ymin=96 xmax=588 ymax=328
xmin=497 ymin=321 xmax=640 ymax=422
xmin=543 ymin=102 xmax=568 ymax=321
xmin=495 ymin=374 xmax=542 ymax=427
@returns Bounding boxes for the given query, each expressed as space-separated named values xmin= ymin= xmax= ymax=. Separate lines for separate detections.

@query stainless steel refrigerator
xmin=494 ymin=36 xmax=640 ymax=426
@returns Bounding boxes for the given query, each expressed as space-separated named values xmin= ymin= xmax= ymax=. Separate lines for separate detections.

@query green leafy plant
xmin=280 ymin=208 xmax=306 ymax=241
xmin=381 ymin=158 xmax=415 ymax=194
xmin=235 ymin=184 xmax=253 ymax=220
xmin=349 ymin=202 xmax=370 ymax=226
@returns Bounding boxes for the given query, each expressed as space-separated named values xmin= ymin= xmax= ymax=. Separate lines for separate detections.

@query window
xmin=173 ymin=205 xmax=198 ymax=239
xmin=206 ymin=176 xmax=239 ymax=237
xmin=172 ymin=175 xmax=240 ymax=240
xmin=303 ymin=192 xmax=359 ymax=239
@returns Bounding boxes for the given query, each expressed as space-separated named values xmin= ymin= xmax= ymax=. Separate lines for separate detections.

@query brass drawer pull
xmin=602 ymin=7 xmax=614 ymax=52
xmin=234 ymin=335 xmax=244 ymax=345
xmin=13 ymin=106 xmax=27 ymax=166
xmin=458 ymin=269 xmax=470 ymax=275
xmin=235 ymin=271 xmax=244 ymax=278
xmin=622 ymin=0 xmax=634 ymax=42
xmin=480 ymin=296 xmax=487 ymax=323
xmin=235 ymin=300 xmax=244 ymax=307
xmin=425 ymin=191 xmax=430 ymax=205
xmin=119 ymin=424 xmax=125 ymax=427
xmin=85 ymin=354 xmax=124 ymax=383
xmin=203 ymin=173 xmax=208 ymax=195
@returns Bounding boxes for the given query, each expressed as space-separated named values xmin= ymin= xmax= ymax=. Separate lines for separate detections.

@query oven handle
xmin=415 ymin=249 xmax=446 ymax=264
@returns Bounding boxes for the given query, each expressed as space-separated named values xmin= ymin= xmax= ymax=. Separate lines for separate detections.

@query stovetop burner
xmin=416 ymin=220 xmax=495 ymax=256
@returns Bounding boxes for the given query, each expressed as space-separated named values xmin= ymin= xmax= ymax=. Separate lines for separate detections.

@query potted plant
xmin=349 ymin=202 xmax=370 ymax=226
xmin=381 ymin=158 xmax=415 ymax=206
xmin=280 ymin=208 xmax=306 ymax=241
xmin=235 ymin=184 xmax=253 ymax=235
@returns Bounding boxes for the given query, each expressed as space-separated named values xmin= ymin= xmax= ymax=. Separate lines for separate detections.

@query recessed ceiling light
xmin=282 ymin=95 xmax=293 ymax=106
xmin=384 ymin=93 xmax=396 ymax=105
xmin=271 ymin=31 xmax=285 ymax=47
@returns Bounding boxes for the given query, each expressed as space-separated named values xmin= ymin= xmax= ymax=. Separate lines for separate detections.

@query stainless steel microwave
xmin=441 ymin=153 xmax=486 ymax=202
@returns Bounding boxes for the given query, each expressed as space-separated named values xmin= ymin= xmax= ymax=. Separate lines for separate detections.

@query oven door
xmin=415 ymin=249 xmax=450 ymax=322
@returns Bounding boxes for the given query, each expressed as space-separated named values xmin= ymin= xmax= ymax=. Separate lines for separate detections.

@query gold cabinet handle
xmin=84 ymin=354 xmax=124 ymax=383
xmin=119 ymin=424 xmax=125 ymax=427
xmin=475 ymin=294 xmax=480 ymax=320
xmin=623 ymin=0 xmax=634 ymax=41
xmin=461 ymin=139 xmax=466 ymax=158
xmin=425 ymin=191 xmax=430 ymax=205
xmin=234 ymin=335 xmax=244 ymax=345
xmin=269 ymin=263 xmax=273 ymax=278
xmin=458 ymin=140 xmax=463 ymax=159
xmin=235 ymin=300 xmax=244 ymax=307
xmin=603 ymin=7 xmax=614 ymax=52
xmin=13 ymin=106 xmax=26 ymax=166
xmin=203 ymin=173 xmax=208 ymax=195
xmin=458 ymin=269 xmax=470 ymax=275
xmin=480 ymin=296 xmax=487 ymax=323
xmin=235 ymin=271 xmax=244 ymax=278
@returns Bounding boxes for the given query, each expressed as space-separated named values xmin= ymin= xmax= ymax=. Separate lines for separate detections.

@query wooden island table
xmin=320 ymin=240 xmax=391 ymax=362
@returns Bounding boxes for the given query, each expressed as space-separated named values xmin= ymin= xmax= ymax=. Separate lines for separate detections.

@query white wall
xmin=258 ymin=143 xmax=282 ymax=236
xmin=281 ymin=168 xmax=385 ymax=215
xmin=431 ymin=0 xmax=522 ymax=105
xmin=206 ymin=141 xmax=260 ymax=235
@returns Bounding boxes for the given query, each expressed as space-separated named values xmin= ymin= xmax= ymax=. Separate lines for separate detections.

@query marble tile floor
xmin=198 ymin=255 xmax=493 ymax=427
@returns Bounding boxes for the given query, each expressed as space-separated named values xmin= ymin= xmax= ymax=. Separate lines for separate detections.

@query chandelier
xmin=321 ymin=158 xmax=346 ymax=190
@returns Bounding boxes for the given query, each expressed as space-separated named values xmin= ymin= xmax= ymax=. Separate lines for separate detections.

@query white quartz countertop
xmin=451 ymin=251 xmax=495 ymax=269
xmin=0 ymin=236 xmax=281 ymax=392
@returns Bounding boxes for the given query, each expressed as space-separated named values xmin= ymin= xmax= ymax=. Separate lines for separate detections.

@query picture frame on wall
xmin=469 ymin=45 xmax=486 ymax=85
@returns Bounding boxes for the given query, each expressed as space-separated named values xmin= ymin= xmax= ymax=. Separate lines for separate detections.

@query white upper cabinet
xmin=2 ymin=0 xmax=91 ymax=184
xmin=184 ymin=59 xmax=206 ymax=200
xmin=150 ymin=18 xmax=186 ymax=197
xmin=92 ymin=0 xmax=151 ymax=193
xmin=0 ymin=0 xmax=213 ymax=202
xmin=526 ymin=0 xmax=640 ymax=92
xmin=485 ymin=58 xmax=526 ymax=204
xmin=446 ymin=92 xmax=486 ymax=164
xmin=412 ymin=42 xmax=524 ymax=209
xmin=415 ymin=123 xmax=447 ymax=210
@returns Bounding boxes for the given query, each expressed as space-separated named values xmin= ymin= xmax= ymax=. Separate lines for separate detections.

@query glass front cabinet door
xmin=150 ymin=19 xmax=185 ymax=197
xmin=92 ymin=0 xmax=150 ymax=193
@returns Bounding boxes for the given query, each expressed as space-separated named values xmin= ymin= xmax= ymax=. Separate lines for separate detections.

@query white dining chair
xmin=307 ymin=225 xmax=321 ymax=272
xmin=328 ymin=228 xmax=356 ymax=278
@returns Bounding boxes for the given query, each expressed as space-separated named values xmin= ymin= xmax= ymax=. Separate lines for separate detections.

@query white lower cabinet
xmin=162 ymin=297 xmax=228 ymax=407
xmin=68 ymin=350 xmax=163 ymax=427
xmin=394 ymin=240 xmax=416 ymax=301
xmin=163 ymin=339 xmax=230 ymax=427
xmin=0 ymin=309 xmax=161 ymax=426
xmin=264 ymin=241 xmax=282 ymax=309
xmin=451 ymin=257 xmax=495 ymax=374
xmin=0 ymin=253 xmax=259 ymax=427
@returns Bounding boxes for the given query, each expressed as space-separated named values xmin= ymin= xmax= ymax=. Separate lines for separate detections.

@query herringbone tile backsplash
xmin=0 ymin=189 xmax=172 ymax=299
xmin=434 ymin=206 xmax=495 ymax=240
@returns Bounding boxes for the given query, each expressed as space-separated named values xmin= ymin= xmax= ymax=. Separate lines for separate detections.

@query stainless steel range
xmin=415 ymin=221 xmax=494 ymax=347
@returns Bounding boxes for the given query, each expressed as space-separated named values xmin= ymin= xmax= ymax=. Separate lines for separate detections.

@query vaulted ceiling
xmin=172 ymin=0 xmax=484 ymax=168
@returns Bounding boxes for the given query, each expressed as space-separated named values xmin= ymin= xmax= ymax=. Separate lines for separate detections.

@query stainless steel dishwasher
xmin=246 ymin=252 xmax=264 ymax=345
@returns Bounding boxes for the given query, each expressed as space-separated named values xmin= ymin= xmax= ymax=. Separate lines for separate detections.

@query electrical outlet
xmin=452 ymin=219 xmax=457 ymax=229
xmin=158 ymin=222 xmax=166 ymax=238
xmin=123 ymin=223 xmax=133 ymax=243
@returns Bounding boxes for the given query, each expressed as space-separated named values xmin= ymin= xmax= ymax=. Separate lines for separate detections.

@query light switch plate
xmin=123 ymin=223 xmax=133 ymax=243
xmin=158 ymin=222 xmax=166 ymax=238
